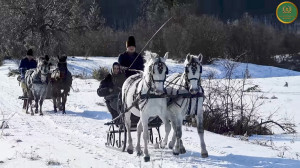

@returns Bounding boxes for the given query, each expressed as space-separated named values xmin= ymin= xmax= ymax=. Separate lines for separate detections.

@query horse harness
xmin=123 ymin=58 xmax=169 ymax=113
xmin=165 ymin=59 xmax=204 ymax=115
xmin=123 ymin=59 xmax=203 ymax=113
xmin=110 ymin=59 xmax=204 ymax=124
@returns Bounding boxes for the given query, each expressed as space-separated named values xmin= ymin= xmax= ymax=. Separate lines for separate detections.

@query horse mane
xmin=143 ymin=57 xmax=154 ymax=75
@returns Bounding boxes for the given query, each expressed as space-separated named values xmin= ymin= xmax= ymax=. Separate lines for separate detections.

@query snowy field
xmin=67 ymin=56 xmax=300 ymax=78
xmin=0 ymin=57 xmax=300 ymax=168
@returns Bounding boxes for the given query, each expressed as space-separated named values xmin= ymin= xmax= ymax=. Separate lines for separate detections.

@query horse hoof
xmin=173 ymin=152 xmax=179 ymax=155
xmin=144 ymin=156 xmax=150 ymax=162
xmin=40 ymin=113 xmax=43 ymax=116
xmin=127 ymin=149 xmax=133 ymax=154
xmin=54 ymin=110 xmax=57 ymax=113
xmin=31 ymin=113 xmax=34 ymax=116
xmin=201 ymin=153 xmax=208 ymax=158
xmin=63 ymin=112 xmax=66 ymax=114
xmin=168 ymin=143 xmax=174 ymax=149
xmin=137 ymin=151 xmax=143 ymax=156
xmin=35 ymin=111 xmax=38 ymax=114
xmin=179 ymin=148 xmax=186 ymax=154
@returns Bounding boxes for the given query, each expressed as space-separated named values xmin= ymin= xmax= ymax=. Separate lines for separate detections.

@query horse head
xmin=144 ymin=52 xmax=169 ymax=95
xmin=48 ymin=56 xmax=59 ymax=71
xmin=51 ymin=55 xmax=68 ymax=80
xmin=184 ymin=53 xmax=203 ymax=94
xmin=37 ymin=56 xmax=51 ymax=83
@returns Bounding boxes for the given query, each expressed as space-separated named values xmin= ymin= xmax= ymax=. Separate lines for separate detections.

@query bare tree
xmin=0 ymin=0 xmax=87 ymax=56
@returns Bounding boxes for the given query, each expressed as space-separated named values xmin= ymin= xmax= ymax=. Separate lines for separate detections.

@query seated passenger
xmin=97 ymin=62 xmax=126 ymax=119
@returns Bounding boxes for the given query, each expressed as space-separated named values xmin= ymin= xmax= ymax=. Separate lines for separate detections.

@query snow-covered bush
xmin=92 ymin=66 xmax=109 ymax=81
xmin=202 ymin=59 xmax=295 ymax=135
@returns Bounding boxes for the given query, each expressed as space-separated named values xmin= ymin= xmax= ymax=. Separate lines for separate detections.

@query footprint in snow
xmin=16 ymin=139 xmax=22 ymax=143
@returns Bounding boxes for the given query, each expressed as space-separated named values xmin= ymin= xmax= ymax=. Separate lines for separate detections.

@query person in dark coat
xmin=118 ymin=36 xmax=144 ymax=77
xmin=19 ymin=49 xmax=37 ymax=111
xmin=97 ymin=62 xmax=126 ymax=119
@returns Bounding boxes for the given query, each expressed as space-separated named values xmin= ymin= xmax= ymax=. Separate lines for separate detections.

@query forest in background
xmin=0 ymin=0 xmax=299 ymax=67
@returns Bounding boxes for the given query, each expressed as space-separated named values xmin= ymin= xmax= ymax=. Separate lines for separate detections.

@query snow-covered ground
xmin=67 ymin=56 xmax=300 ymax=78
xmin=0 ymin=57 xmax=300 ymax=168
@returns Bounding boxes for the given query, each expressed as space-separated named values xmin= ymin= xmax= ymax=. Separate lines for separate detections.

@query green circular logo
xmin=276 ymin=1 xmax=298 ymax=24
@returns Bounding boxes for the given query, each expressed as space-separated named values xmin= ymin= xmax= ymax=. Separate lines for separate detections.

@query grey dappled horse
xmin=165 ymin=54 xmax=208 ymax=157
xmin=25 ymin=56 xmax=52 ymax=116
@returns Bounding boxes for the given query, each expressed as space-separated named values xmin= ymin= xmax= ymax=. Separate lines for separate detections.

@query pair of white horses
xmin=122 ymin=52 xmax=208 ymax=162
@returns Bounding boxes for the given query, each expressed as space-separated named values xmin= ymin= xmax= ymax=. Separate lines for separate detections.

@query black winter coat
xmin=19 ymin=57 xmax=37 ymax=79
xmin=118 ymin=52 xmax=144 ymax=77
xmin=97 ymin=74 xmax=113 ymax=97
xmin=97 ymin=73 xmax=126 ymax=98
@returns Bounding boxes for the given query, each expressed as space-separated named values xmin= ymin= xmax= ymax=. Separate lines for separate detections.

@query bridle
xmin=36 ymin=60 xmax=50 ymax=84
xmin=184 ymin=59 xmax=202 ymax=90
xmin=145 ymin=58 xmax=168 ymax=92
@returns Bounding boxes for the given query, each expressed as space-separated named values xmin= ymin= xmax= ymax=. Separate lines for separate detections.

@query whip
xmin=128 ymin=17 xmax=173 ymax=69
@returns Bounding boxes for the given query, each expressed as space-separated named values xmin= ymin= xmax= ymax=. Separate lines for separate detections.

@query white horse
xmin=122 ymin=52 xmax=171 ymax=162
xmin=165 ymin=53 xmax=208 ymax=157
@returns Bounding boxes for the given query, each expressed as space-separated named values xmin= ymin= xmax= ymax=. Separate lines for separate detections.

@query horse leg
xmin=22 ymin=99 xmax=27 ymax=113
xmin=125 ymin=112 xmax=133 ymax=154
xmin=141 ymin=114 xmax=150 ymax=162
xmin=173 ymin=115 xmax=184 ymax=155
xmin=34 ymin=98 xmax=39 ymax=114
xmin=58 ymin=96 xmax=62 ymax=111
xmin=30 ymin=97 xmax=35 ymax=116
xmin=53 ymin=96 xmax=57 ymax=112
xmin=135 ymin=120 xmax=143 ymax=156
xmin=168 ymin=130 xmax=176 ymax=149
xmin=62 ymin=93 xmax=67 ymax=114
xmin=39 ymin=99 xmax=44 ymax=116
xmin=168 ymin=110 xmax=178 ymax=149
xmin=26 ymin=97 xmax=32 ymax=115
xmin=160 ymin=115 xmax=171 ymax=149
xmin=196 ymin=102 xmax=208 ymax=158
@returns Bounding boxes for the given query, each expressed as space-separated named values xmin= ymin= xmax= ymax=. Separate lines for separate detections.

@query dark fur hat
xmin=126 ymin=36 xmax=136 ymax=48
xmin=27 ymin=49 xmax=33 ymax=56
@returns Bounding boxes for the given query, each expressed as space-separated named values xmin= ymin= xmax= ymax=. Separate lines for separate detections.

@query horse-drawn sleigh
xmin=18 ymin=55 xmax=72 ymax=115
xmin=104 ymin=52 xmax=208 ymax=162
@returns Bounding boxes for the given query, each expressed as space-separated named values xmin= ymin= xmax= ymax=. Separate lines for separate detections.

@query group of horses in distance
xmin=122 ymin=52 xmax=208 ymax=162
xmin=24 ymin=55 xmax=72 ymax=116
